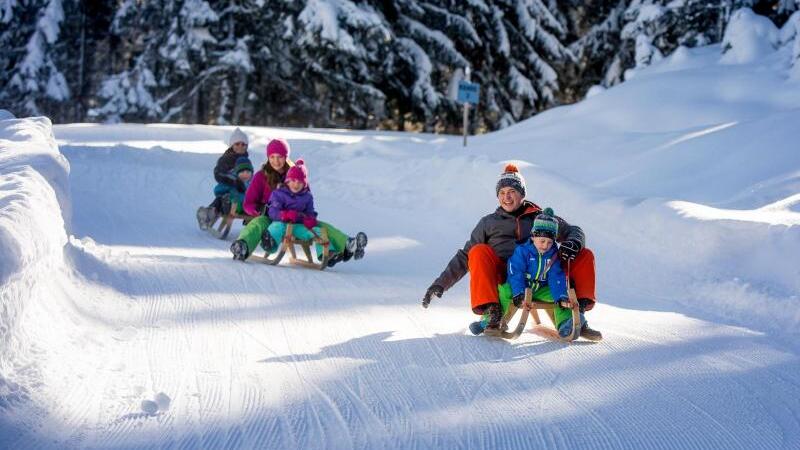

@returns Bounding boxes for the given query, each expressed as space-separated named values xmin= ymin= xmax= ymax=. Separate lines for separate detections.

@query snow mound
xmin=0 ymin=116 xmax=69 ymax=435
xmin=721 ymin=8 xmax=780 ymax=64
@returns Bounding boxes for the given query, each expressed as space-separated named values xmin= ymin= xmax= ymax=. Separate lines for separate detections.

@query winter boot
xmin=353 ymin=232 xmax=367 ymax=260
xmin=219 ymin=194 xmax=232 ymax=216
xmin=200 ymin=206 xmax=219 ymax=229
xmin=484 ymin=303 xmax=502 ymax=330
xmin=196 ymin=207 xmax=209 ymax=230
xmin=260 ymin=230 xmax=276 ymax=252
xmin=579 ymin=323 xmax=603 ymax=341
xmin=344 ymin=232 xmax=368 ymax=261
xmin=230 ymin=239 xmax=249 ymax=261
xmin=469 ymin=320 xmax=486 ymax=336
xmin=326 ymin=252 xmax=344 ymax=268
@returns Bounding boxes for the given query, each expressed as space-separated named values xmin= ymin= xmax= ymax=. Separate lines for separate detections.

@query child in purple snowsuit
xmin=262 ymin=159 xmax=325 ymax=254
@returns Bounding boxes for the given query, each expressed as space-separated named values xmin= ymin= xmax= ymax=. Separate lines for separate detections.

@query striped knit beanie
xmin=233 ymin=156 xmax=253 ymax=174
xmin=532 ymin=207 xmax=558 ymax=240
xmin=496 ymin=164 xmax=526 ymax=197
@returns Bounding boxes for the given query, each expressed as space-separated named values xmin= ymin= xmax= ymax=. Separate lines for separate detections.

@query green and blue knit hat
xmin=234 ymin=156 xmax=253 ymax=174
xmin=532 ymin=207 xmax=558 ymax=240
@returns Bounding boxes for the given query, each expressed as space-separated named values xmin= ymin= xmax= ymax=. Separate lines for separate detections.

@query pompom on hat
xmin=285 ymin=159 xmax=308 ymax=185
xmin=496 ymin=164 xmax=526 ymax=197
xmin=228 ymin=127 xmax=249 ymax=146
xmin=532 ymin=207 xmax=558 ymax=240
xmin=266 ymin=138 xmax=290 ymax=158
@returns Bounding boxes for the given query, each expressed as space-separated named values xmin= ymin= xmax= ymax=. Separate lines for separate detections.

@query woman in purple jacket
xmin=261 ymin=160 xmax=329 ymax=256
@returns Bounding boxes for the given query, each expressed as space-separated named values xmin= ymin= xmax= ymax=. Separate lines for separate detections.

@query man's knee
xmin=468 ymin=243 xmax=495 ymax=259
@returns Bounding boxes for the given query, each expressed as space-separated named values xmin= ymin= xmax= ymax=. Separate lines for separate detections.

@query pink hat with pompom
xmin=266 ymin=138 xmax=290 ymax=158
xmin=285 ymin=159 xmax=308 ymax=185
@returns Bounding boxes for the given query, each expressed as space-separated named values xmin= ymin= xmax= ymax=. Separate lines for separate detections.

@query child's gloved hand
xmin=512 ymin=293 xmax=525 ymax=308
xmin=280 ymin=210 xmax=298 ymax=222
xmin=235 ymin=179 xmax=247 ymax=193
xmin=558 ymin=298 xmax=573 ymax=309
xmin=303 ymin=216 xmax=318 ymax=229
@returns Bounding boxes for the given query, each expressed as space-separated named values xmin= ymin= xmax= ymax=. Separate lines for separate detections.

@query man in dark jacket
xmin=421 ymin=164 xmax=601 ymax=339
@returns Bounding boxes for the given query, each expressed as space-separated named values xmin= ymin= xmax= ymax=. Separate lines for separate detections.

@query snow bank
xmin=0 ymin=116 xmax=69 ymax=417
xmin=721 ymin=8 xmax=780 ymax=64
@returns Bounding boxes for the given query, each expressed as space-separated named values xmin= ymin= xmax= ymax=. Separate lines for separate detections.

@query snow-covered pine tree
xmin=286 ymin=0 xmax=390 ymax=128
xmin=572 ymin=1 xmax=760 ymax=88
xmin=91 ymin=0 xmax=221 ymax=123
xmin=207 ymin=0 xmax=256 ymax=125
xmin=0 ymin=0 xmax=70 ymax=116
xmin=378 ymin=0 xmax=474 ymax=131
xmin=89 ymin=0 xmax=167 ymax=122
xmin=780 ymin=9 xmax=800 ymax=78
xmin=567 ymin=1 xmax=626 ymax=94
xmin=379 ymin=0 xmax=573 ymax=131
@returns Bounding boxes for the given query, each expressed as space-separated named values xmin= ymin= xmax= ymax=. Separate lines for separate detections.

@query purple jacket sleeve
xmin=267 ymin=191 xmax=284 ymax=221
xmin=302 ymin=194 xmax=317 ymax=219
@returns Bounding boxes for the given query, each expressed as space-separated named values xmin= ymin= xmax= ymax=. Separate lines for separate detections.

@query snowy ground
xmin=2 ymin=44 xmax=800 ymax=449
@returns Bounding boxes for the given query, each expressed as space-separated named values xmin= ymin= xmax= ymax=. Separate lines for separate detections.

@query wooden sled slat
xmin=483 ymin=289 xmax=532 ymax=340
xmin=248 ymin=224 xmax=330 ymax=270
xmin=530 ymin=287 xmax=581 ymax=343
xmin=207 ymin=201 xmax=255 ymax=240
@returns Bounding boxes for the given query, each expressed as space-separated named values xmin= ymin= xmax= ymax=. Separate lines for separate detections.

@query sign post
xmin=457 ymin=67 xmax=480 ymax=147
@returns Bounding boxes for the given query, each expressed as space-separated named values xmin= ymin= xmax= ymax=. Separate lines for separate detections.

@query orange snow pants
xmin=468 ymin=244 xmax=506 ymax=314
xmin=468 ymin=244 xmax=596 ymax=314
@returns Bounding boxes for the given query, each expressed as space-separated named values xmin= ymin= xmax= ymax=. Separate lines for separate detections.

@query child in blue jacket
xmin=506 ymin=208 xmax=586 ymax=338
xmin=211 ymin=156 xmax=253 ymax=216
xmin=197 ymin=156 xmax=253 ymax=230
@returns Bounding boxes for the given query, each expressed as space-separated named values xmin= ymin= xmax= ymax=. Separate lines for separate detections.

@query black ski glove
xmin=578 ymin=298 xmax=595 ymax=312
xmin=421 ymin=284 xmax=443 ymax=309
xmin=512 ymin=293 xmax=525 ymax=308
xmin=559 ymin=239 xmax=580 ymax=262
xmin=235 ymin=178 xmax=247 ymax=193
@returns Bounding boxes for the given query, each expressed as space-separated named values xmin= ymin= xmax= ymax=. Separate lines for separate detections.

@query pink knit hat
xmin=266 ymin=138 xmax=290 ymax=158
xmin=285 ymin=159 xmax=308 ymax=185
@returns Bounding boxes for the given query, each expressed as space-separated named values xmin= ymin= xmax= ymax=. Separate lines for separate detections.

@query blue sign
xmin=457 ymin=81 xmax=480 ymax=104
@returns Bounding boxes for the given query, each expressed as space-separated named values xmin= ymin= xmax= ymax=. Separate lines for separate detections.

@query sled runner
xmin=207 ymin=202 xmax=254 ymax=240
xmin=483 ymin=286 xmax=581 ymax=342
xmin=481 ymin=293 xmax=530 ymax=339
xmin=248 ymin=223 xmax=331 ymax=270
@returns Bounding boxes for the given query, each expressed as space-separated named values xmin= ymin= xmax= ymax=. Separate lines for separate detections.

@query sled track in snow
xmin=9 ymin=134 xmax=795 ymax=449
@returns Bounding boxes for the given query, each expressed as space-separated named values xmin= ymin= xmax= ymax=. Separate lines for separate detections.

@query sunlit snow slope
xmin=1 ymin=45 xmax=799 ymax=449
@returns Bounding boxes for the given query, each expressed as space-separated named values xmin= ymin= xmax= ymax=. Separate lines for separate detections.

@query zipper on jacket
xmin=531 ymin=255 xmax=544 ymax=292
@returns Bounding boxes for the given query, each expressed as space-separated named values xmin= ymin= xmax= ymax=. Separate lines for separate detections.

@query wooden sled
xmin=207 ymin=201 xmax=255 ymax=240
xmin=483 ymin=286 xmax=581 ymax=342
xmin=248 ymin=223 xmax=331 ymax=270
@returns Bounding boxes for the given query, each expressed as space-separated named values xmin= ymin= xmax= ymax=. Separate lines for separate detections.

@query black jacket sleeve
xmin=432 ymin=217 xmax=487 ymax=292
xmin=555 ymin=215 xmax=586 ymax=252
xmin=213 ymin=150 xmax=238 ymax=185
